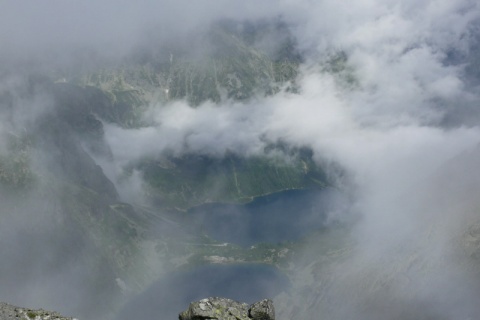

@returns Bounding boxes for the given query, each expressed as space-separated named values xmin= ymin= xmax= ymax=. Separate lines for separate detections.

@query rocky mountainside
xmin=69 ymin=20 xmax=301 ymax=109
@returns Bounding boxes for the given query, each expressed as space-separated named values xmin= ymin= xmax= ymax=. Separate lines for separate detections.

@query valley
xmin=1 ymin=4 xmax=480 ymax=320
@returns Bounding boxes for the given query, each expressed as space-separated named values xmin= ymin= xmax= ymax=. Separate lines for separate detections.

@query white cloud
xmin=3 ymin=0 xmax=480 ymax=318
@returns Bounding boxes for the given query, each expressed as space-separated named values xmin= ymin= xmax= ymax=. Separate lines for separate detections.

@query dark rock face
xmin=179 ymin=297 xmax=274 ymax=320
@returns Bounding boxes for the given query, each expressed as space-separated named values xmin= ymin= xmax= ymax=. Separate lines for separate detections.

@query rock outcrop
xmin=179 ymin=297 xmax=274 ymax=320
xmin=248 ymin=299 xmax=275 ymax=320
xmin=0 ymin=302 xmax=74 ymax=320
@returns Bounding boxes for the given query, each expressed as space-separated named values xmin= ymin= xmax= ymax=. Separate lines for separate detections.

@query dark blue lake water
xmin=117 ymin=264 xmax=289 ymax=320
xmin=189 ymin=188 xmax=342 ymax=246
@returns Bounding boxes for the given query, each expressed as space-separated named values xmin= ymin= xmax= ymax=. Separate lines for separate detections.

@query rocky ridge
xmin=0 ymin=302 xmax=74 ymax=320
xmin=179 ymin=297 xmax=274 ymax=320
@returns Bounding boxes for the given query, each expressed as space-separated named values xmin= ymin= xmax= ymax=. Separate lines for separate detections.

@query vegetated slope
xmin=136 ymin=147 xmax=328 ymax=210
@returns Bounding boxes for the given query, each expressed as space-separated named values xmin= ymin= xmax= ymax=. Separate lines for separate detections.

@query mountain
xmin=2 ymin=11 xmax=480 ymax=320
xmin=69 ymin=19 xmax=301 ymax=109
xmin=0 ymin=19 xmax=333 ymax=319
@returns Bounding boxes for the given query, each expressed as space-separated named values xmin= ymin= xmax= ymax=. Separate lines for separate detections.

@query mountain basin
xmin=117 ymin=264 xmax=289 ymax=320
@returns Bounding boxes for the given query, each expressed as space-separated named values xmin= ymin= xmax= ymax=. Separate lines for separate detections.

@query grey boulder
xmin=248 ymin=299 xmax=275 ymax=320
xmin=179 ymin=297 xmax=275 ymax=320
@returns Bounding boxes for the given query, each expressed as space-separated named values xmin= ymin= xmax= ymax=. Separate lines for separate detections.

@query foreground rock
xmin=0 ymin=302 xmax=74 ymax=320
xmin=179 ymin=297 xmax=274 ymax=320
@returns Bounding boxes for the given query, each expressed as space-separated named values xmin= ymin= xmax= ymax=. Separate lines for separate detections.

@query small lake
xmin=117 ymin=264 xmax=289 ymax=320
xmin=189 ymin=188 xmax=343 ymax=246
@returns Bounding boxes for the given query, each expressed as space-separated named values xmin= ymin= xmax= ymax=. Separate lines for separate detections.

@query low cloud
xmin=2 ymin=0 xmax=480 ymax=319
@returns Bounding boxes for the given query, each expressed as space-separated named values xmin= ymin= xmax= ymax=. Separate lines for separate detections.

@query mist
xmin=1 ymin=0 xmax=480 ymax=320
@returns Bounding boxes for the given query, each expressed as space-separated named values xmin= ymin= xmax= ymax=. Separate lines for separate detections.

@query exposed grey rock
xmin=179 ymin=297 xmax=274 ymax=320
xmin=0 ymin=302 xmax=75 ymax=320
xmin=248 ymin=299 xmax=275 ymax=320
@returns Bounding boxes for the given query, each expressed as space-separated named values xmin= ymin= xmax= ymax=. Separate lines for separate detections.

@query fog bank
xmin=2 ymin=1 xmax=480 ymax=319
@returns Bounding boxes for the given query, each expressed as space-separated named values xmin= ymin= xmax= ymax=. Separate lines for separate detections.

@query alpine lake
xmin=118 ymin=187 xmax=346 ymax=320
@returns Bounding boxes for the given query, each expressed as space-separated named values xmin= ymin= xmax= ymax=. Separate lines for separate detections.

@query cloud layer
xmin=2 ymin=0 xmax=480 ymax=319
